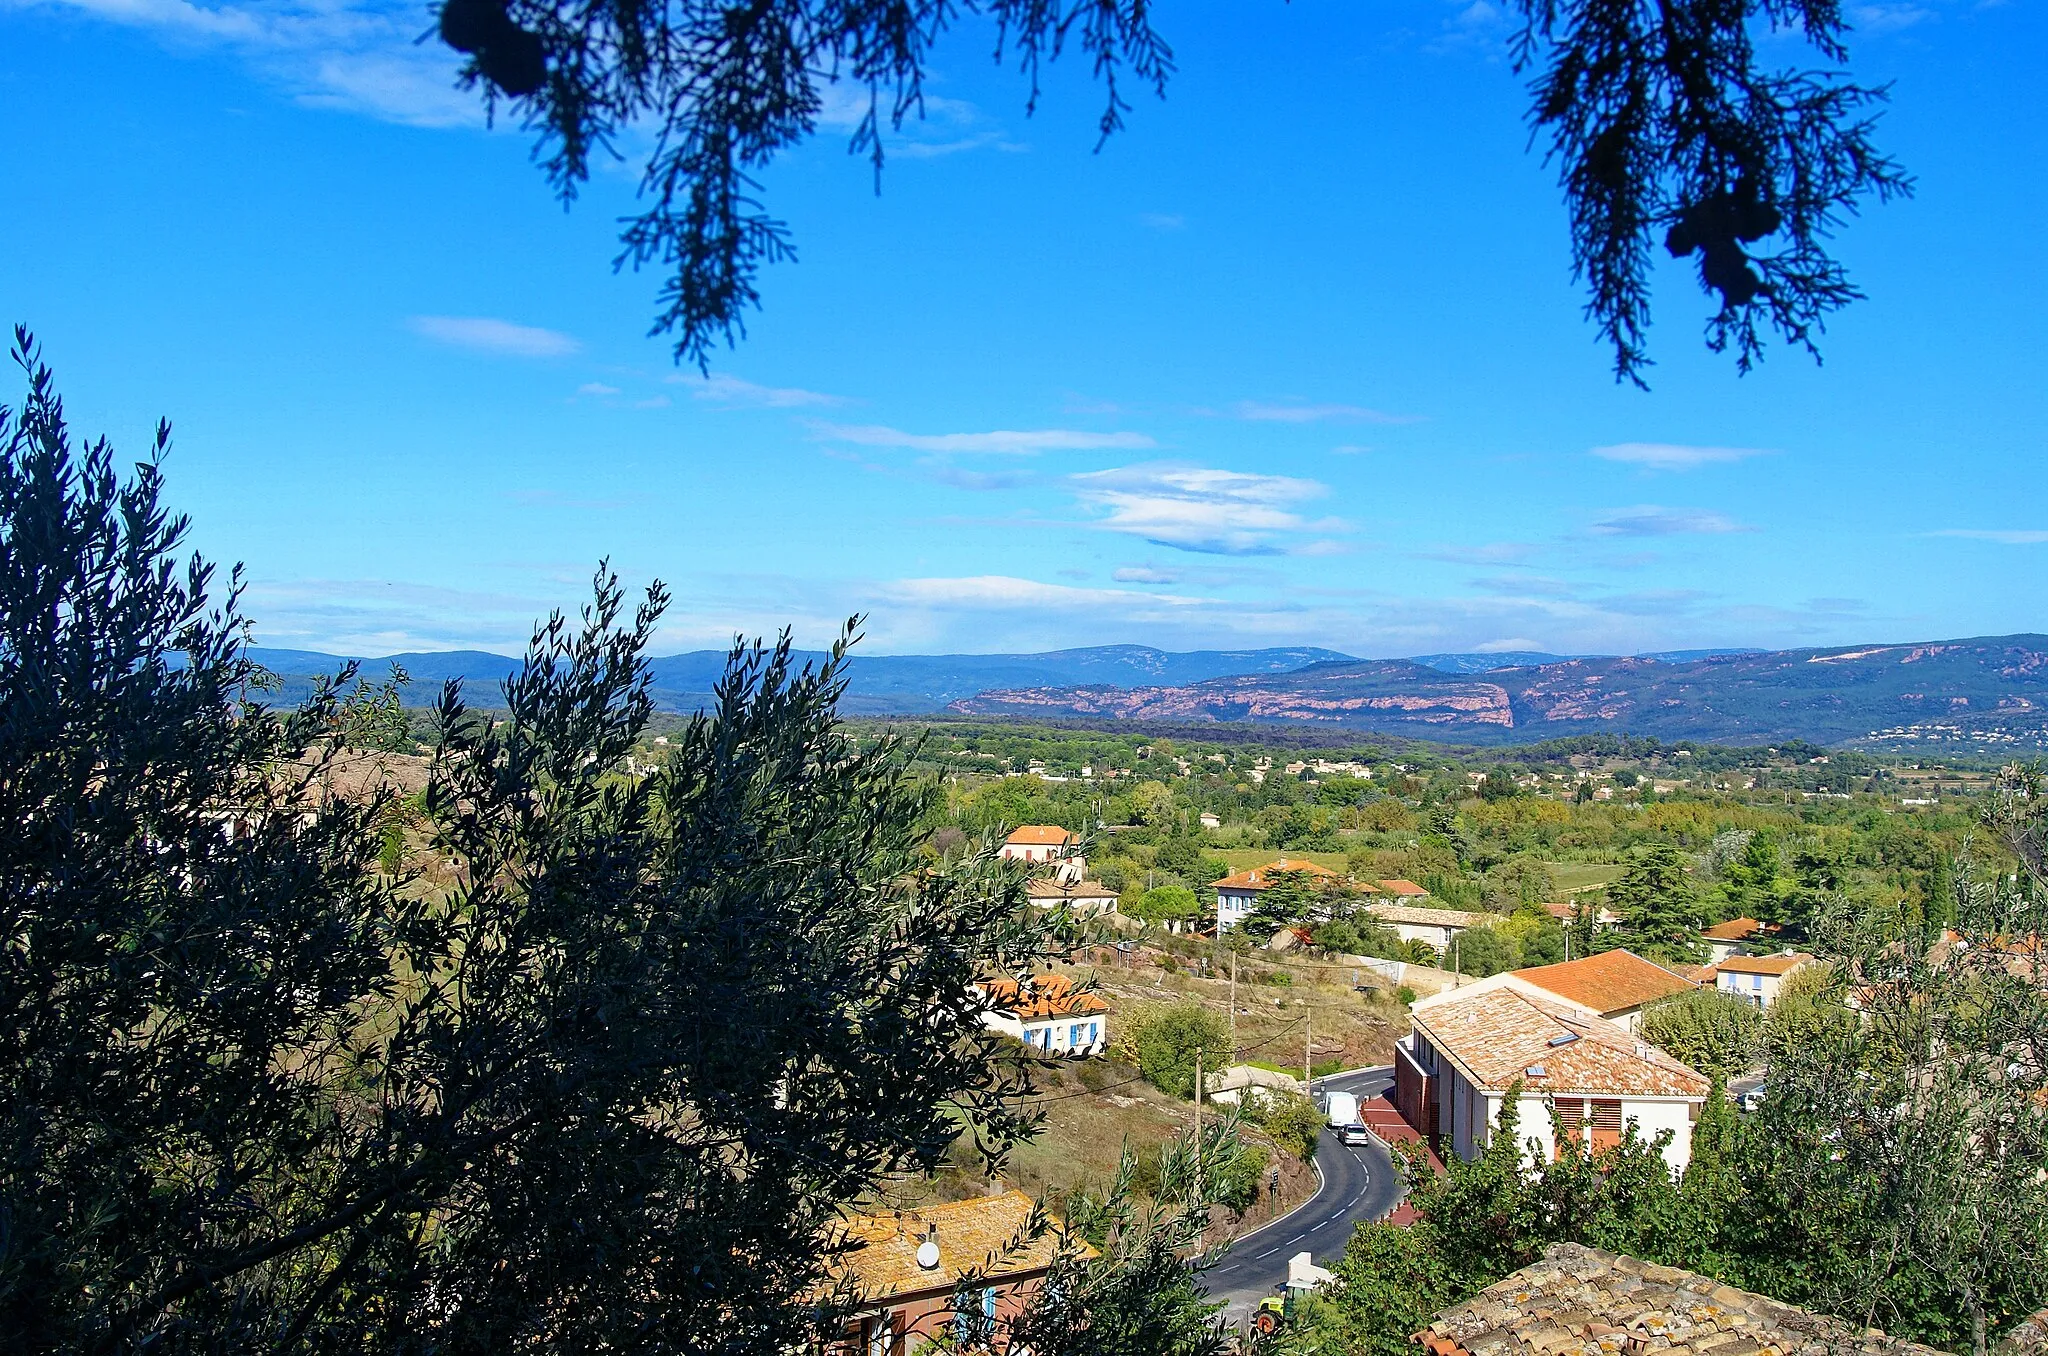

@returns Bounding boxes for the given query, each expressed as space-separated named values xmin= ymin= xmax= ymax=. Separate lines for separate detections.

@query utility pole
xmin=1229 ymin=948 xmax=1238 ymax=1062
xmin=1193 ymin=1046 xmax=1203 ymax=1199
xmin=1303 ymin=999 xmax=1312 ymax=1090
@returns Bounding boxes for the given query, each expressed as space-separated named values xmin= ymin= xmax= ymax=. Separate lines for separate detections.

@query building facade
xmin=976 ymin=975 xmax=1109 ymax=1057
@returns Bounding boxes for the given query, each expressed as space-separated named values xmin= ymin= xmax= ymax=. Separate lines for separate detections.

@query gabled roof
xmin=830 ymin=1190 xmax=1082 ymax=1302
xmin=1409 ymin=984 xmax=1708 ymax=1099
xmin=1513 ymin=949 xmax=1696 ymax=1014
xmin=1369 ymin=903 xmax=1489 ymax=929
xmin=1211 ymin=858 xmax=1341 ymax=891
xmin=1376 ymin=878 xmax=1430 ymax=897
xmin=978 ymin=974 xmax=1109 ymax=1020
xmin=1716 ymin=951 xmax=1813 ymax=977
xmin=1702 ymin=915 xmax=1774 ymax=942
xmin=1005 ymin=825 xmax=1075 ymax=847
xmin=1415 ymin=1242 xmax=1946 ymax=1356
xmin=1025 ymin=877 xmax=1117 ymax=901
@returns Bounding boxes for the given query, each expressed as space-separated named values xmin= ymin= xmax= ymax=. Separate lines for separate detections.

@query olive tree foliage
xmin=0 ymin=332 xmax=1062 ymax=1353
xmin=1746 ymin=795 xmax=2048 ymax=1356
xmin=437 ymin=0 xmax=1907 ymax=380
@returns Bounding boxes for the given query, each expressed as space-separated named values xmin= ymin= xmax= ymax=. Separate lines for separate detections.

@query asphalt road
xmin=1201 ymin=1065 xmax=1402 ymax=1324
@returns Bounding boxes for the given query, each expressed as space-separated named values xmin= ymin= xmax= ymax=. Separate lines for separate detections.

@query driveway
xmin=1200 ymin=1065 xmax=1404 ymax=1325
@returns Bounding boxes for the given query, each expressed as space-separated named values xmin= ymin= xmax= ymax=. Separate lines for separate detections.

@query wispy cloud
xmin=1591 ymin=442 xmax=1771 ymax=471
xmin=13 ymin=0 xmax=485 ymax=127
xmin=1140 ymin=212 xmax=1186 ymax=230
xmin=1231 ymin=400 xmax=1420 ymax=425
xmin=673 ymin=373 xmax=845 ymax=408
xmin=1418 ymin=541 xmax=1543 ymax=565
xmin=883 ymin=575 xmax=1216 ymax=610
xmin=809 ymin=422 xmax=1156 ymax=454
xmin=1070 ymin=463 xmax=1341 ymax=556
xmin=576 ymin=382 xmax=622 ymax=397
xmin=408 ymin=315 xmax=581 ymax=358
xmin=810 ymin=81 xmax=1020 ymax=157
xmin=1589 ymin=506 xmax=1753 ymax=537
xmin=1114 ymin=565 xmax=1183 ymax=584
xmin=1849 ymin=1 xmax=1933 ymax=32
xmin=1928 ymin=529 xmax=2048 ymax=545
xmin=1332 ymin=444 xmax=1374 ymax=456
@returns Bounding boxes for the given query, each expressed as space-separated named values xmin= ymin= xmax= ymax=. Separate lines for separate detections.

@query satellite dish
xmin=916 ymin=1239 xmax=941 ymax=1270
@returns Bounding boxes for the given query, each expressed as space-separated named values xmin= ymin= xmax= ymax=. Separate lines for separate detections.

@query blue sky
xmin=3 ymin=0 xmax=2043 ymax=659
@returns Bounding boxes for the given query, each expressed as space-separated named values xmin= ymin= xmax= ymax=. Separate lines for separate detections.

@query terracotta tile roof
xmin=830 ymin=1191 xmax=1081 ymax=1303
xmin=1411 ymin=986 xmax=1708 ymax=1099
xmin=1006 ymin=825 xmax=1075 ymax=847
xmin=1377 ymin=878 xmax=1430 ymax=897
xmin=1024 ymin=878 xmax=1117 ymax=901
xmin=1701 ymin=916 xmax=1773 ymax=942
xmin=1369 ymin=903 xmax=1490 ymax=929
xmin=1513 ymin=950 xmax=1696 ymax=1014
xmin=1415 ymin=1242 xmax=1947 ymax=1356
xmin=978 ymin=974 xmax=1109 ymax=1020
xmin=1716 ymin=952 xmax=1813 ymax=977
xmin=1211 ymin=858 xmax=1341 ymax=891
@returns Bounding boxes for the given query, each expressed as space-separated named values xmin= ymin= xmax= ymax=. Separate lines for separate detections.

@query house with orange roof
xmin=1367 ymin=902 xmax=1490 ymax=957
xmin=822 ymin=1190 xmax=1087 ymax=1354
xmin=976 ymin=975 xmax=1109 ymax=1056
xmin=1375 ymin=878 xmax=1431 ymax=899
xmin=1000 ymin=824 xmax=1087 ymax=884
xmin=1714 ymin=952 xmax=1814 ymax=1008
xmin=1210 ymin=858 xmax=1340 ymax=932
xmin=1699 ymin=915 xmax=1779 ymax=963
xmin=1022 ymin=877 xmax=1119 ymax=916
xmin=1395 ymin=976 xmax=1710 ymax=1170
xmin=1511 ymin=949 xmax=1697 ymax=1033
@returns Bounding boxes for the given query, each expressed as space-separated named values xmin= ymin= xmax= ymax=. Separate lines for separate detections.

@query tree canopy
xmin=440 ymin=0 xmax=1907 ymax=381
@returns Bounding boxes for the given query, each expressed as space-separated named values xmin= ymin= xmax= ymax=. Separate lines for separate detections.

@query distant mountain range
xmin=248 ymin=638 xmax=2048 ymax=748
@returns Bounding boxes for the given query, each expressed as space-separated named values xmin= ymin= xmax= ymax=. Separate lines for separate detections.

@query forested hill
xmin=947 ymin=637 xmax=2048 ymax=749
xmin=245 ymin=643 xmax=1358 ymax=715
xmin=250 ymin=636 xmax=2048 ymax=748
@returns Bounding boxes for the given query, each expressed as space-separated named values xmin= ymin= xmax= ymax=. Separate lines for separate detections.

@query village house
xmin=999 ymin=825 xmax=1086 ymax=883
xmin=1413 ymin=1242 xmax=1949 ymax=1356
xmin=1714 ymin=952 xmax=1814 ymax=1007
xmin=1023 ymin=877 xmax=1119 ymax=916
xmin=1393 ymin=977 xmax=1710 ymax=1171
xmin=976 ymin=975 xmax=1109 ymax=1057
xmin=821 ymin=1190 xmax=1084 ymax=1354
xmin=1366 ymin=902 xmax=1489 ymax=957
xmin=1374 ymin=878 xmax=1431 ymax=900
xmin=1510 ymin=949 xmax=1697 ymax=1033
xmin=1210 ymin=858 xmax=1342 ymax=932
xmin=1700 ymin=915 xmax=1778 ymax=962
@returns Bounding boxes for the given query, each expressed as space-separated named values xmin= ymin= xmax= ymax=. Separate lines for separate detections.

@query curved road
xmin=1201 ymin=1066 xmax=1402 ymax=1324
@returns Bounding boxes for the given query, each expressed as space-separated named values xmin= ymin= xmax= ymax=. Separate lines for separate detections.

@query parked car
xmin=1737 ymin=1083 xmax=1768 ymax=1112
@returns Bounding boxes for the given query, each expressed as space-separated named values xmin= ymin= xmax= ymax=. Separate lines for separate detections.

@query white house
xmin=1210 ymin=858 xmax=1340 ymax=932
xmin=1199 ymin=812 xmax=1222 ymax=830
xmin=1699 ymin=916 xmax=1777 ymax=963
xmin=1024 ymin=877 xmax=1120 ymax=916
xmin=976 ymin=975 xmax=1109 ymax=1057
xmin=1001 ymin=825 xmax=1086 ymax=883
xmin=1714 ymin=952 xmax=1814 ymax=1008
xmin=1392 ymin=975 xmax=1710 ymax=1172
xmin=1366 ymin=902 xmax=1490 ymax=957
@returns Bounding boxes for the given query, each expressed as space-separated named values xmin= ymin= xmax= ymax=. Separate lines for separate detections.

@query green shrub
xmin=1131 ymin=1001 xmax=1230 ymax=1099
xmin=1261 ymin=1093 xmax=1325 ymax=1162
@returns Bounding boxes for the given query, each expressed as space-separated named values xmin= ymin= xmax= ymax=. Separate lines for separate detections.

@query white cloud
xmin=1331 ymin=444 xmax=1373 ymax=456
xmin=1591 ymin=442 xmax=1771 ymax=471
xmin=1071 ymin=463 xmax=1341 ymax=556
xmin=408 ymin=315 xmax=581 ymax=358
xmin=12 ymin=0 xmax=485 ymax=129
xmin=1929 ymin=529 xmax=2048 ymax=545
xmin=1232 ymin=400 xmax=1419 ymax=425
xmin=673 ymin=373 xmax=844 ymax=408
xmin=809 ymin=422 xmax=1156 ymax=454
xmin=884 ymin=575 xmax=1215 ymax=609
xmin=1473 ymin=637 xmax=1546 ymax=652
xmin=1589 ymin=506 xmax=1753 ymax=537
xmin=1114 ymin=566 xmax=1183 ymax=584
xmin=576 ymin=382 xmax=622 ymax=397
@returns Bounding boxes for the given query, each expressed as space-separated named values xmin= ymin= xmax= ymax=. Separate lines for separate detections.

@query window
xmin=1089 ymin=1022 xmax=1099 ymax=1044
xmin=1069 ymin=1024 xmax=1082 ymax=1046
xmin=1550 ymin=1097 xmax=1586 ymax=1157
xmin=1590 ymin=1098 xmax=1624 ymax=1151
